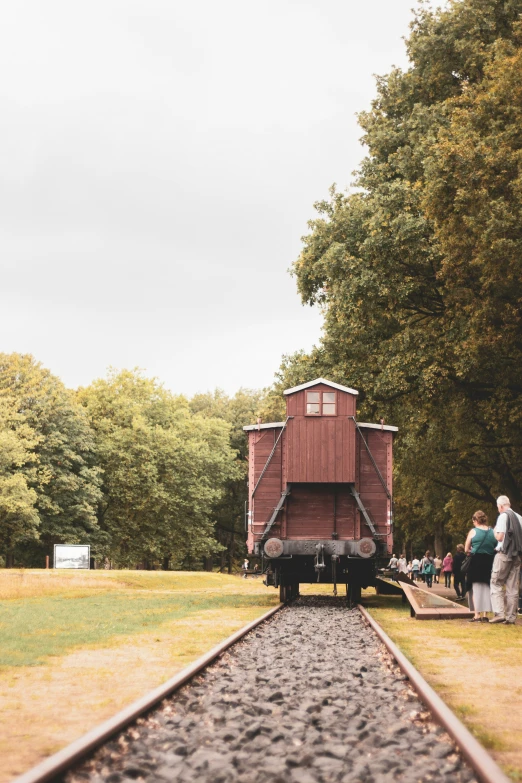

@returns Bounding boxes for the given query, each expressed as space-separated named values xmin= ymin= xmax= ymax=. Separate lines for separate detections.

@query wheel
xmin=289 ymin=582 xmax=299 ymax=600
xmin=347 ymin=582 xmax=361 ymax=607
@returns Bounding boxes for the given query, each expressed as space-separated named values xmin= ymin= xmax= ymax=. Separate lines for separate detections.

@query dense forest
xmin=0 ymin=353 xmax=264 ymax=569
xmin=279 ymin=0 xmax=522 ymax=553
xmin=2 ymin=0 xmax=522 ymax=566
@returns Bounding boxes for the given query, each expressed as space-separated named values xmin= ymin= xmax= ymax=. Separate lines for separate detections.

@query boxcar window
xmin=306 ymin=391 xmax=320 ymax=414
xmin=322 ymin=392 xmax=336 ymax=415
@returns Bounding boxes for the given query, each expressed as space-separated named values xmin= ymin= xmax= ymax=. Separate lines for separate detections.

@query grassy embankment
xmin=0 ymin=569 xmax=278 ymax=782
xmin=363 ymin=591 xmax=522 ymax=781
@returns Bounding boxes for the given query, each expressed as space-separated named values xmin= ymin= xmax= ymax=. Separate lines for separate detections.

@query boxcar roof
xmin=243 ymin=421 xmax=285 ymax=431
xmin=358 ymin=422 xmax=398 ymax=432
xmin=283 ymin=377 xmax=359 ymax=396
xmin=243 ymin=420 xmax=397 ymax=432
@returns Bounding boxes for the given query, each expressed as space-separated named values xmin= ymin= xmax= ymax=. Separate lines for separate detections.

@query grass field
xmin=0 ymin=569 xmax=278 ymax=781
xmin=0 ymin=581 xmax=275 ymax=667
xmin=363 ymin=591 xmax=522 ymax=780
xmin=2 ymin=572 xmax=521 ymax=782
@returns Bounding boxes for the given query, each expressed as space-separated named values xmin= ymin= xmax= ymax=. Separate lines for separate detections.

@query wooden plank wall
xmin=285 ymin=484 xmax=357 ymax=539
xmin=285 ymin=384 xmax=356 ymax=483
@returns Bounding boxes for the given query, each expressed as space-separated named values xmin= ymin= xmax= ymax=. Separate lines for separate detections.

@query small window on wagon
xmin=306 ymin=391 xmax=320 ymax=414
xmin=322 ymin=391 xmax=336 ymax=415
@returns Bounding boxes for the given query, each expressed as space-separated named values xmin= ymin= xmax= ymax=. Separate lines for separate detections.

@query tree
xmin=290 ymin=0 xmax=522 ymax=549
xmin=0 ymin=398 xmax=39 ymax=566
xmin=0 ymin=354 xmax=102 ymax=565
xmin=189 ymin=388 xmax=264 ymax=571
xmin=79 ymin=370 xmax=238 ymax=567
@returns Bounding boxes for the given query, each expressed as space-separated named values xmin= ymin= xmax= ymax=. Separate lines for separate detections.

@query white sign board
xmin=54 ymin=544 xmax=90 ymax=569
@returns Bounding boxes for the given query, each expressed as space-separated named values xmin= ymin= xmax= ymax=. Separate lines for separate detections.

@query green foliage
xmin=78 ymin=370 xmax=239 ymax=567
xmin=0 ymin=589 xmax=277 ymax=667
xmin=189 ymin=388 xmax=264 ymax=570
xmin=0 ymin=397 xmax=39 ymax=558
xmin=0 ymin=354 xmax=102 ymax=565
xmin=290 ymin=0 xmax=522 ymax=549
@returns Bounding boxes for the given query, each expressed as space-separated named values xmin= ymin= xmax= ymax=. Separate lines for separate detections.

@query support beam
xmin=349 ymin=484 xmax=377 ymax=537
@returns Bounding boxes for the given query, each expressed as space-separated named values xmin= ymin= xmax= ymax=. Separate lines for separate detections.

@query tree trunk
xmin=162 ymin=556 xmax=170 ymax=571
xmin=5 ymin=551 xmax=14 ymax=568
xmin=204 ymin=556 xmax=213 ymax=572
xmin=434 ymin=527 xmax=444 ymax=559
xmin=227 ymin=533 xmax=235 ymax=575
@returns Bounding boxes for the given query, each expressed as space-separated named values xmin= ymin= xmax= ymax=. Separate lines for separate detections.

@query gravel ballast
xmin=67 ymin=597 xmax=476 ymax=783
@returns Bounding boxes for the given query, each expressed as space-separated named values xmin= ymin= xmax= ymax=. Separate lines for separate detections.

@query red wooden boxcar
xmin=244 ymin=378 xmax=397 ymax=602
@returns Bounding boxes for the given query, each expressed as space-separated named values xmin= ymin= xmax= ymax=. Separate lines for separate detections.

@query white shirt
xmin=397 ymin=557 xmax=408 ymax=573
xmin=494 ymin=510 xmax=522 ymax=552
xmin=412 ymin=559 xmax=420 ymax=570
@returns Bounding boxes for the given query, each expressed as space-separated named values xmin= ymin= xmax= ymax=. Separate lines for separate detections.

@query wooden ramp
xmin=375 ymin=576 xmax=473 ymax=619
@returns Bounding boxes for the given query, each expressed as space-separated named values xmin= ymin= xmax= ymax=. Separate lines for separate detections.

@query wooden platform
xmin=376 ymin=577 xmax=473 ymax=619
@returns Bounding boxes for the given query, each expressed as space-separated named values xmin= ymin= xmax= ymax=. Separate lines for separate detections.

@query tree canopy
xmin=78 ymin=370 xmax=240 ymax=568
xmin=189 ymin=388 xmax=265 ymax=570
xmin=0 ymin=354 xmax=102 ymax=565
xmin=290 ymin=0 xmax=522 ymax=548
xmin=0 ymin=356 xmax=256 ymax=569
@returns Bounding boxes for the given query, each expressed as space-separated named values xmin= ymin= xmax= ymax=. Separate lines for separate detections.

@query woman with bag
xmin=464 ymin=510 xmax=497 ymax=622
xmin=420 ymin=551 xmax=435 ymax=588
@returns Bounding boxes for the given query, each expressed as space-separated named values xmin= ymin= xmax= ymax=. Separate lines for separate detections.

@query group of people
xmin=387 ymin=552 xmax=445 ymax=588
xmin=388 ymin=495 xmax=522 ymax=624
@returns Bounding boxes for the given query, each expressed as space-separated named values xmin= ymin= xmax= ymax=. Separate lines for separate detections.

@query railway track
xmin=14 ymin=597 xmax=508 ymax=783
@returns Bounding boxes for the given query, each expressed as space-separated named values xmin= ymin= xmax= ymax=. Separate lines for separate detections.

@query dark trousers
xmin=425 ymin=574 xmax=433 ymax=588
xmin=444 ymin=572 xmax=452 ymax=588
xmin=454 ymin=574 xmax=466 ymax=598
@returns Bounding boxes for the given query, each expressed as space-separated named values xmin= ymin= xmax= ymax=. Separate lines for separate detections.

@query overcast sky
xmin=1 ymin=0 xmax=417 ymax=396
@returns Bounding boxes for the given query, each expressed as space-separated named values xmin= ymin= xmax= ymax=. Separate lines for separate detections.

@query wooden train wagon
xmin=244 ymin=378 xmax=397 ymax=603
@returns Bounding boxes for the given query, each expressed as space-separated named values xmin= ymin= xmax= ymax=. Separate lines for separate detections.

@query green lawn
xmin=0 ymin=570 xmax=278 ymax=667
xmin=0 ymin=570 xmax=279 ymax=782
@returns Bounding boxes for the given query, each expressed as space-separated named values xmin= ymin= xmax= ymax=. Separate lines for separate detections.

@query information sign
xmin=54 ymin=544 xmax=90 ymax=569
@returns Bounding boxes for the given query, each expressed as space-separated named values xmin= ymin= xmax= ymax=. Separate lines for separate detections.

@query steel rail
xmin=12 ymin=603 xmax=283 ymax=783
xmin=358 ymin=604 xmax=510 ymax=783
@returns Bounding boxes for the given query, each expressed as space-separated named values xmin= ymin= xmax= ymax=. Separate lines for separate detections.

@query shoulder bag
xmin=461 ymin=528 xmax=490 ymax=575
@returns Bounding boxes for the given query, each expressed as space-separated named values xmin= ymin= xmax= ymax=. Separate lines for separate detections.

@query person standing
xmin=434 ymin=555 xmax=442 ymax=584
xmin=397 ymin=554 xmax=408 ymax=574
xmin=242 ymin=558 xmax=249 ymax=578
xmin=412 ymin=556 xmax=420 ymax=582
xmin=490 ymin=495 xmax=522 ymax=624
xmin=387 ymin=554 xmax=398 ymax=572
xmin=452 ymin=544 xmax=467 ymax=600
xmin=421 ymin=551 xmax=435 ymax=588
xmin=442 ymin=552 xmax=453 ymax=589
xmin=465 ymin=511 xmax=496 ymax=622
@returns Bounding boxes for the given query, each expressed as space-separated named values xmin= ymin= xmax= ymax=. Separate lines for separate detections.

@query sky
xmin=1 ymin=0 xmax=417 ymax=397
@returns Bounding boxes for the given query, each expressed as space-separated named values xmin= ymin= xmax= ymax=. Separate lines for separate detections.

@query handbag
xmin=461 ymin=528 xmax=490 ymax=575
xmin=461 ymin=553 xmax=472 ymax=575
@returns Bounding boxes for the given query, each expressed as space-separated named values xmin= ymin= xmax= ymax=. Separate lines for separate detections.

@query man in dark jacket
xmin=452 ymin=544 xmax=467 ymax=600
